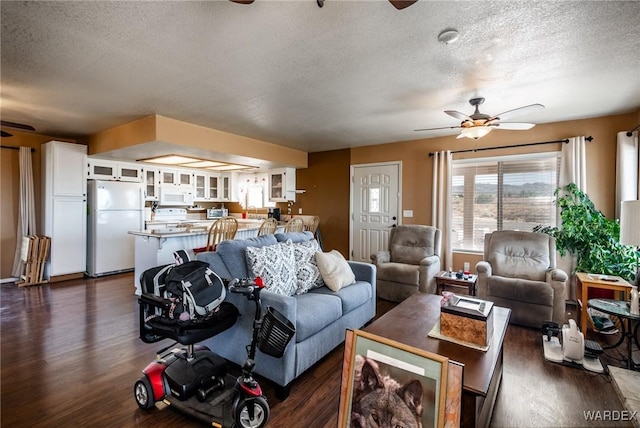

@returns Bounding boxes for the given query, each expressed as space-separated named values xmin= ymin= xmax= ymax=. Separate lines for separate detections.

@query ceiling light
xmin=208 ymin=165 xmax=254 ymax=171
xmin=438 ymin=29 xmax=459 ymax=45
xmin=182 ymin=160 xmax=226 ymax=168
xmin=457 ymin=127 xmax=492 ymax=139
xmin=139 ymin=154 xmax=256 ymax=171
xmin=143 ymin=155 xmax=200 ymax=164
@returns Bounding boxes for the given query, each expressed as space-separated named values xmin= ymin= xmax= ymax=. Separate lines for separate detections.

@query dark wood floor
xmin=1 ymin=273 xmax=636 ymax=427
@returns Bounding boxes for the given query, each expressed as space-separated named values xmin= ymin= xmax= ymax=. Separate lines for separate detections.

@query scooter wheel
xmin=134 ymin=376 xmax=155 ymax=410
xmin=233 ymin=395 xmax=270 ymax=428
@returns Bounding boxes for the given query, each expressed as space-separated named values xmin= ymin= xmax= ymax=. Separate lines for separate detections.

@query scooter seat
xmin=146 ymin=302 xmax=239 ymax=345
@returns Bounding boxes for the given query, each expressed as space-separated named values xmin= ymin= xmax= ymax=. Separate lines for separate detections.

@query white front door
xmin=350 ymin=162 xmax=401 ymax=262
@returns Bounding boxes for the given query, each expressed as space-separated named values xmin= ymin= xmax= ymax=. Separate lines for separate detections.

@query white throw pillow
xmin=293 ymin=239 xmax=325 ymax=294
xmin=315 ymin=250 xmax=356 ymax=292
xmin=246 ymin=240 xmax=297 ymax=296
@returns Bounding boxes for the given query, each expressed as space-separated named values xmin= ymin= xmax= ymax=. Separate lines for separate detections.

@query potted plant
xmin=533 ymin=183 xmax=639 ymax=282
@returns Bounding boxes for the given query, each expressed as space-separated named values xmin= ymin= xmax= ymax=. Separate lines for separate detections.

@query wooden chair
xmin=195 ymin=216 xmax=238 ymax=253
xmin=284 ymin=217 xmax=304 ymax=233
xmin=304 ymin=216 xmax=320 ymax=234
xmin=257 ymin=218 xmax=278 ymax=236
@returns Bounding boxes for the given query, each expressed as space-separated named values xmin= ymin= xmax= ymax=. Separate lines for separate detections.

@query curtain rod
xmin=627 ymin=124 xmax=639 ymax=137
xmin=1 ymin=145 xmax=35 ymax=152
xmin=427 ymin=136 xmax=593 ymax=157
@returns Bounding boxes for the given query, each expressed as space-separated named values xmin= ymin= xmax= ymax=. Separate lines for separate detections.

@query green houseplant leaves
xmin=533 ymin=183 xmax=639 ymax=282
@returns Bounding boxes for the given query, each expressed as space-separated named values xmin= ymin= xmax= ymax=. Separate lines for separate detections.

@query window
xmin=451 ymin=152 xmax=560 ymax=252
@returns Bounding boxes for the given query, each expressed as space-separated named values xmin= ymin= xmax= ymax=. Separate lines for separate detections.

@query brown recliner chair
xmin=370 ymin=225 xmax=441 ymax=302
xmin=476 ymin=230 xmax=568 ymax=327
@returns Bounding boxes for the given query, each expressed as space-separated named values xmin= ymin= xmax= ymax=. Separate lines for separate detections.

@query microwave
xmin=207 ymin=208 xmax=229 ymax=219
xmin=159 ymin=185 xmax=194 ymax=206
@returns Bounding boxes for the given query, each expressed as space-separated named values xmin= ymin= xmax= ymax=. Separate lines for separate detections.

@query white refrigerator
xmin=87 ymin=180 xmax=143 ymax=277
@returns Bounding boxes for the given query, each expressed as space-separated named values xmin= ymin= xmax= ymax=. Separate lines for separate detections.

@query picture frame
xmin=339 ymin=329 xmax=451 ymax=428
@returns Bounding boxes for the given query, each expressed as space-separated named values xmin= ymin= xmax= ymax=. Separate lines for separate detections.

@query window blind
xmin=452 ymin=152 xmax=560 ymax=252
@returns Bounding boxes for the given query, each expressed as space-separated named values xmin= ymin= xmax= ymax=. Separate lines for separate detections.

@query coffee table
xmin=588 ymin=298 xmax=640 ymax=371
xmin=364 ymin=293 xmax=510 ymax=428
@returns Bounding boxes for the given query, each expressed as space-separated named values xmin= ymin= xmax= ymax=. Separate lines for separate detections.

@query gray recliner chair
xmin=476 ymin=230 xmax=568 ymax=327
xmin=370 ymin=225 xmax=441 ymax=302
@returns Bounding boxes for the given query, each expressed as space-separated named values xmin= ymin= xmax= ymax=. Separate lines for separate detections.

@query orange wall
xmin=295 ymin=149 xmax=351 ymax=255
xmin=0 ymin=131 xmax=77 ymax=279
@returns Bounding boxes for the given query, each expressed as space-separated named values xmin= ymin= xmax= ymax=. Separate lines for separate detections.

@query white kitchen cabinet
xmin=87 ymin=159 xmax=143 ymax=182
xmin=208 ymin=174 xmax=220 ymax=201
xmin=219 ymin=172 xmax=238 ymax=202
xmin=268 ymin=168 xmax=296 ymax=202
xmin=142 ymin=167 xmax=160 ymax=201
xmin=160 ymin=168 xmax=193 ymax=188
xmin=193 ymin=172 xmax=208 ymax=201
xmin=42 ymin=141 xmax=87 ymax=279
xmin=51 ymin=141 xmax=86 ymax=197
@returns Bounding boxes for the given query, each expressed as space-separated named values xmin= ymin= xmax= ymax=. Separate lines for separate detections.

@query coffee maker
xmin=267 ymin=208 xmax=281 ymax=221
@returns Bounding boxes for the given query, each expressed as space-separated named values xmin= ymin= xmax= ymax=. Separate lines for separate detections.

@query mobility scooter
xmin=133 ymin=257 xmax=294 ymax=428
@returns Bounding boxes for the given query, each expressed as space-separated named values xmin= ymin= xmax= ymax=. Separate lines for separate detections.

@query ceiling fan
xmin=230 ymin=0 xmax=418 ymax=10
xmin=415 ymin=97 xmax=545 ymax=139
xmin=1 ymin=120 xmax=36 ymax=138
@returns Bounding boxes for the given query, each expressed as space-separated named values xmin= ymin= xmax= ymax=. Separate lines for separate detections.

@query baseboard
xmin=0 ymin=277 xmax=18 ymax=284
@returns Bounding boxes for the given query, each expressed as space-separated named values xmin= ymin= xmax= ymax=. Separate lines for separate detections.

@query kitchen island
xmin=129 ymin=220 xmax=282 ymax=295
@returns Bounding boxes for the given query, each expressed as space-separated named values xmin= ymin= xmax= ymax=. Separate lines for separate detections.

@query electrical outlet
xmin=403 ymin=210 xmax=413 ymax=218
xmin=298 ymin=208 xmax=303 ymax=214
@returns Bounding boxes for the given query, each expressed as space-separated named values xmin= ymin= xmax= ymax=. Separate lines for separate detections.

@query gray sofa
xmin=195 ymin=231 xmax=376 ymax=399
xmin=476 ymin=230 xmax=568 ymax=328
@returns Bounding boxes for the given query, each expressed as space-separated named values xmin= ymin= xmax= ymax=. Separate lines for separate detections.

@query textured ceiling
xmin=1 ymin=0 xmax=639 ymax=154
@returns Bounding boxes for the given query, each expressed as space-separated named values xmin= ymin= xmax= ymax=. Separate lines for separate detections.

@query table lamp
xmin=620 ymin=200 xmax=640 ymax=289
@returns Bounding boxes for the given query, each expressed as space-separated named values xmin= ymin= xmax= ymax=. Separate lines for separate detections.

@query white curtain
xmin=12 ymin=147 xmax=37 ymax=277
xmin=559 ymin=136 xmax=588 ymax=192
xmin=432 ymin=151 xmax=452 ymax=271
xmin=615 ymin=130 xmax=639 ymax=218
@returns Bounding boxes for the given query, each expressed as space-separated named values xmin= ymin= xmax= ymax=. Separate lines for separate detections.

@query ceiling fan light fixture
xmin=459 ymin=126 xmax=492 ymax=139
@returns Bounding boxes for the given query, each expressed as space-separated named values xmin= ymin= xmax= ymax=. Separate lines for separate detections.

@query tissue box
xmin=440 ymin=296 xmax=494 ymax=347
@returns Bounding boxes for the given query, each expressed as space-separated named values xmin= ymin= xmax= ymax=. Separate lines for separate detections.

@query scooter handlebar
xmin=228 ymin=278 xmax=256 ymax=296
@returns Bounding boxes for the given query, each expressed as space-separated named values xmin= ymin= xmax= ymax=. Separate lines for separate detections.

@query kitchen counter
xmin=129 ymin=221 xmax=283 ymax=295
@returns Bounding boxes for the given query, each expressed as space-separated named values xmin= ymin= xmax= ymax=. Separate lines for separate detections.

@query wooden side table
xmin=436 ymin=271 xmax=478 ymax=296
xmin=576 ymin=272 xmax=632 ymax=331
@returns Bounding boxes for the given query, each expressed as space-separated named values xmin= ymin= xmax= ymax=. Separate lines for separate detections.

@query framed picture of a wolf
xmin=339 ymin=329 xmax=451 ymax=428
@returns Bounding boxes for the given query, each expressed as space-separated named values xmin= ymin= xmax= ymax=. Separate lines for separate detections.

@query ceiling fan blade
xmin=389 ymin=0 xmax=419 ymax=10
xmin=414 ymin=125 xmax=463 ymax=132
xmin=229 ymin=0 xmax=255 ymax=4
xmin=487 ymin=104 xmax=544 ymax=122
xmin=1 ymin=120 xmax=36 ymax=131
xmin=488 ymin=122 xmax=536 ymax=130
xmin=444 ymin=110 xmax=472 ymax=121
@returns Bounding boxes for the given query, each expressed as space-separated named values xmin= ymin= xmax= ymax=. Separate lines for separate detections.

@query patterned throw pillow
xmin=293 ymin=239 xmax=325 ymax=294
xmin=246 ymin=240 xmax=297 ymax=296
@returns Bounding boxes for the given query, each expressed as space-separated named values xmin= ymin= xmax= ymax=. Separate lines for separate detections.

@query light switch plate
xmin=403 ymin=210 xmax=413 ymax=217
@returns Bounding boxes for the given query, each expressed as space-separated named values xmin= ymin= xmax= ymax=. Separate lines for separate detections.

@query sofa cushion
xmin=216 ymin=234 xmax=278 ymax=279
xmin=293 ymin=240 xmax=325 ymax=294
xmin=246 ymin=240 xmax=297 ymax=296
xmin=487 ymin=276 xmax=554 ymax=306
xmin=315 ymin=250 xmax=356 ymax=291
xmin=487 ymin=232 xmax=551 ymax=281
xmin=275 ymin=231 xmax=314 ymax=243
xmin=310 ymin=281 xmax=372 ymax=314
xmin=389 ymin=225 xmax=437 ymax=265
xmin=294 ymin=292 xmax=342 ymax=342
xmin=376 ymin=262 xmax=419 ymax=286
